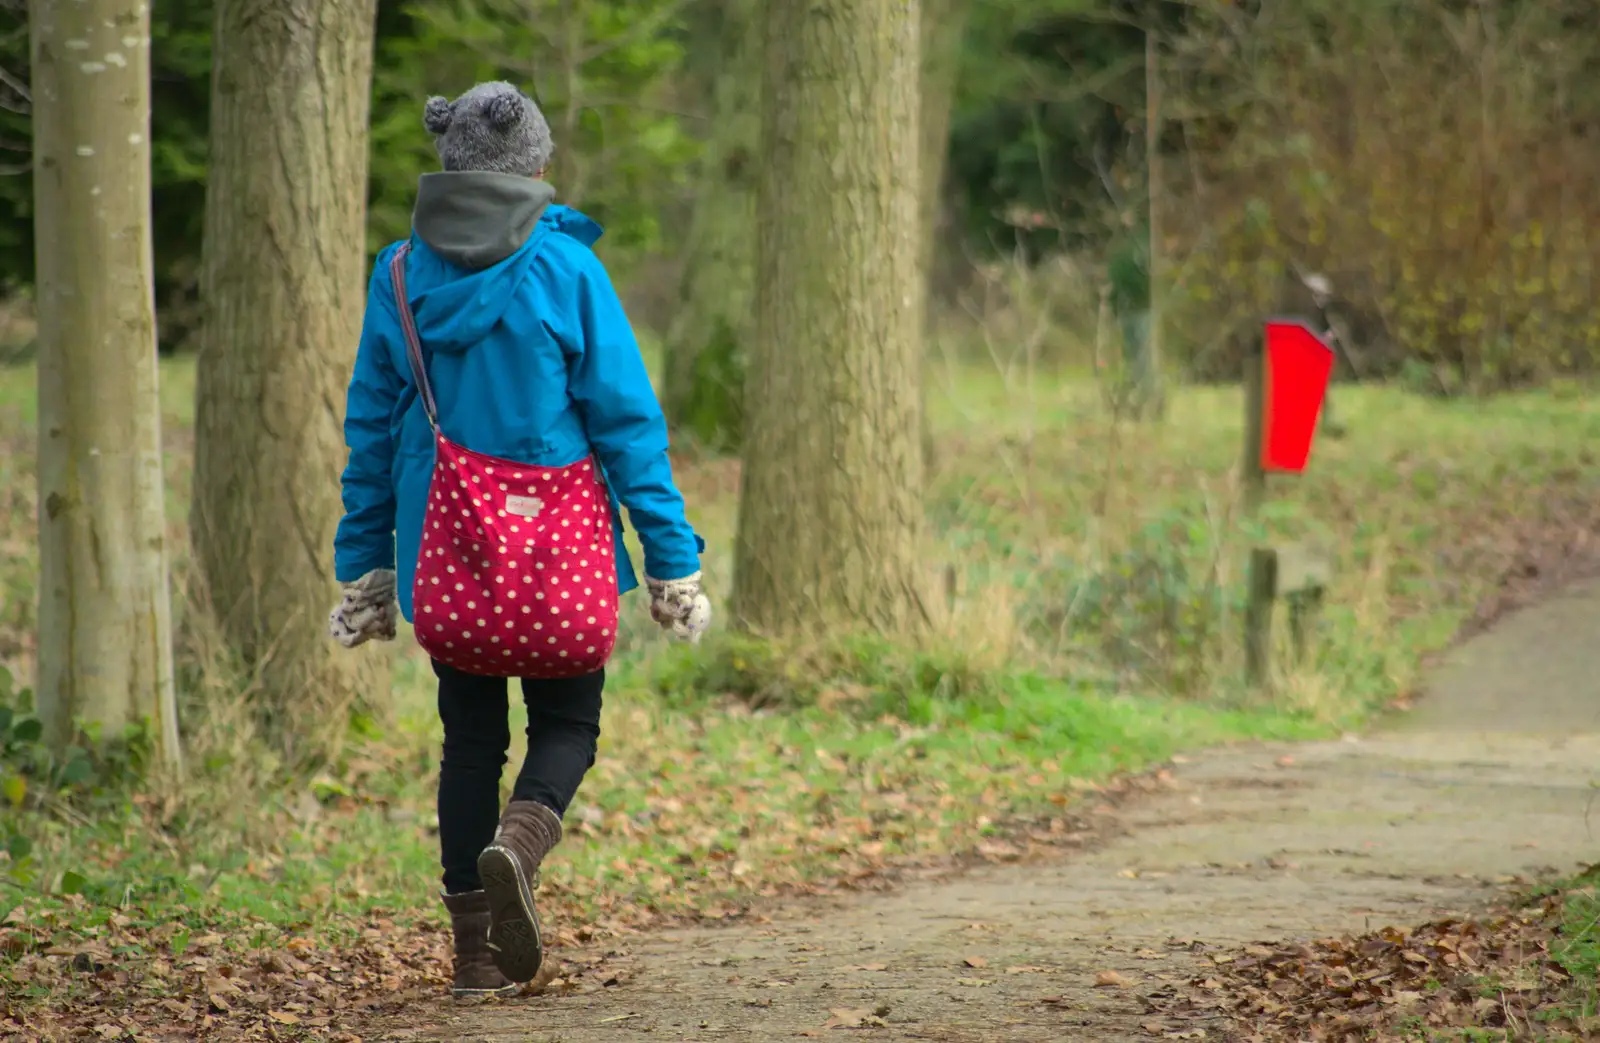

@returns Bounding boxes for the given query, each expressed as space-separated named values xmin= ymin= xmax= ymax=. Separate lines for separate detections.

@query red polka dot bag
xmin=390 ymin=243 xmax=619 ymax=678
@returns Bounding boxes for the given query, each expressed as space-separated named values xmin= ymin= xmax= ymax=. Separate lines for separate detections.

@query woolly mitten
xmin=644 ymin=571 xmax=712 ymax=645
xmin=328 ymin=568 xmax=399 ymax=649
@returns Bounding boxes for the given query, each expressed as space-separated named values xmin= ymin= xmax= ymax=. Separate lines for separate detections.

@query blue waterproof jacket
xmin=333 ymin=172 xmax=703 ymax=622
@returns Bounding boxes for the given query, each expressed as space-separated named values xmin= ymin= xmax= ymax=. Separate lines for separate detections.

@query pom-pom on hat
xmin=423 ymin=81 xmax=553 ymax=178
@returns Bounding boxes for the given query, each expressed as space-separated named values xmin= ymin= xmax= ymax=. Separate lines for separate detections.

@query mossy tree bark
xmin=31 ymin=0 xmax=181 ymax=767
xmin=190 ymin=0 xmax=381 ymax=763
xmin=661 ymin=0 xmax=760 ymax=452
xmin=731 ymin=0 xmax=928 ymax=636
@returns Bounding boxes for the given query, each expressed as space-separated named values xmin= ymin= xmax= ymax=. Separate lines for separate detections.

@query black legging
xmin=433 ymin=659 xmax=603 ymax=895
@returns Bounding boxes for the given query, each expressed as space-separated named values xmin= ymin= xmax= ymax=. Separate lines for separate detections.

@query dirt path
xmin=395 ymin=582 xmax=1600 ymax=1042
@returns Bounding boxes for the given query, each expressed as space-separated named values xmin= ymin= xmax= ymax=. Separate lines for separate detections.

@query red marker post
xmin=1242 ymin=319 xmax=1336 ymax=687
xmin=1262 ymin=320 xmax=1336 ymax=473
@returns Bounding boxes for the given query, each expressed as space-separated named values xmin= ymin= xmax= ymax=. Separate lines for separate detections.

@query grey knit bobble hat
xmin=423 ymin=81 xmax=554 ymax=178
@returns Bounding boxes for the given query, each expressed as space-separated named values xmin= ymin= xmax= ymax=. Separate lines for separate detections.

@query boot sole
xmin=478 ymin=844 xmax=544 ymax=983
xmin=451 ymin=982 xmax=520 ymax=1000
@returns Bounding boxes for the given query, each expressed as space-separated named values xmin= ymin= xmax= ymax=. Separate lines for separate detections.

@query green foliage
xmin=0 ymin=670 xmax=42 ymax=879
xmin=143 ymin=0 xmax=214 ymax=348
xmin=368 ymin=0 xmax=699 ymax=264
xmin=1105 ymin=221 xmax=1150 ymax=315
xmin=0 ymin=665 xmax=154 ymax=848
xmin=1026 ymin=507 xmax=1232 ymax=695
xmin=1553 ymin=881 xmax=1600 ymax=1014
xmin=672 ymin=314 xmax=745 ymax=450
xmin=947 ymin=0 xmax=1188 ymax=259
xmin=0 ymin=2 xmax=28 ymax=291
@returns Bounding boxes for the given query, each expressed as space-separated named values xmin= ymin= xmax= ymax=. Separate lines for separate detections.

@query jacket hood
xmin=413 ymin=171 xmax=555 ymax=270
xmin=404 ymin=173 xmax=604 ymax=355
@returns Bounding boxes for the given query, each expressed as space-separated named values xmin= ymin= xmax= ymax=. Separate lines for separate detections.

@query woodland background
xmin=4 ymin=0 xmax=1597 ymax=392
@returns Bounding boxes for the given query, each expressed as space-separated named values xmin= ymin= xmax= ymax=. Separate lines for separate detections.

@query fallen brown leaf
xmin=821 ymin=1007 xmax=886 ymax=1029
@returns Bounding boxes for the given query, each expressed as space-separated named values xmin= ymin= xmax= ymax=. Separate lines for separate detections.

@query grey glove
xmin=644 ymin=570 xmax=712 ymax=645
xmin=328 ymin=568 xmax=399 ymax=649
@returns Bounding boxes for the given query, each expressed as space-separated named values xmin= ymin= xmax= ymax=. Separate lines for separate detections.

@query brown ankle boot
xmin=440 ymin=890 xmax=517 ymax=998
xmin=477 ymin=799 xmax=563 ymax=983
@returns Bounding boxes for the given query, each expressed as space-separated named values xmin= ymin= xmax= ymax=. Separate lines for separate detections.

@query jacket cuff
xmin=641 ymin=531 xmax=705 ymax=584
xmin=335 ymin=556 xmax=396 ymax=585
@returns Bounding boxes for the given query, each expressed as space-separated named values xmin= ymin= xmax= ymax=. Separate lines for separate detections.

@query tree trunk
xmin=191 ymin=0 xmax=380 ymax=763
xmin=31 ymin=0 xmax=181 ymax=767
xmin=661 ymin=0 xmax=760 ymax=452
xmin=732 ymin=0 xmax=927 ymax=636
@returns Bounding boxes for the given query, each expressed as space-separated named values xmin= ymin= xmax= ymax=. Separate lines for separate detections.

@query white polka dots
xmin=412 ymin=441 xmax=622 ymax=679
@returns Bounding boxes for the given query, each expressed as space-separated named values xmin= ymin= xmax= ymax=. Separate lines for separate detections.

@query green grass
xmin=1551 ymin=882 xmax=1600 ymax=1023
xmin=0 ymin=355 xmax=196 ymax=429
xmin=0 ymin=656 xmax=1318 ymax=936
xmin=1 ymin=351 xmax=1597 ymax=1024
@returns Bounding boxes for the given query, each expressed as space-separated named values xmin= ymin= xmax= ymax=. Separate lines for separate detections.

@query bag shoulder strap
xmin=389 ymin=242 xmax=439 ymax=431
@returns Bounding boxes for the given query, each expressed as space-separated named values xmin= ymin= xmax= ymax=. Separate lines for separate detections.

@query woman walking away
xmin=325 ymin=81 xmax=712 ymax=999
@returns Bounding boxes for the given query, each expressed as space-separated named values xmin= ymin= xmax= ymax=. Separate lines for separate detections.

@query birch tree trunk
xmin=191 ymin=0 xmax=380 ymax=763
xmin=31 ymin=0 xmax=181 ymax=767
xmin=731 ymin=0 xmax=927 ymax=636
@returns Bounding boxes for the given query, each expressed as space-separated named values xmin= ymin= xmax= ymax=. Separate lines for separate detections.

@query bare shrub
xmin=1166 ymin=0 xmax=1600 ymax=390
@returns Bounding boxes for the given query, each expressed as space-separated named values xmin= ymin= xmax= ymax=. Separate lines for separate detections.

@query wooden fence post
xmin=1241 ymin=342 xmax=1276 ymax=689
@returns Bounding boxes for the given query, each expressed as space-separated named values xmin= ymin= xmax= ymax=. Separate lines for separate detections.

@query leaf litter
xmin=0 ymin=760 xmax=1152 ymax=1041
xmin=1150 ymin=889 xmax=1597 ymax=1041
xmin=0 ymin=905 xmax=639 ymax=1043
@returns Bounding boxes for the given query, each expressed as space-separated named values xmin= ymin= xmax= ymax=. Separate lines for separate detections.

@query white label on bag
xmin=505 ymin=495 xmax=545 ymax=519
